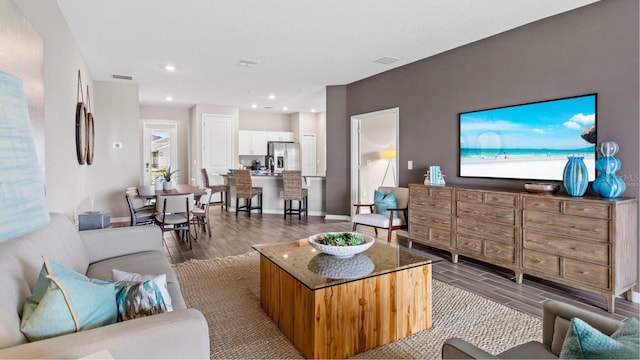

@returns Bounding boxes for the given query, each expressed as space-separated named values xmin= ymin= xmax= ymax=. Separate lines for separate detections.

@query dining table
xmin=137 ymin=184 xmax=207 ymax=200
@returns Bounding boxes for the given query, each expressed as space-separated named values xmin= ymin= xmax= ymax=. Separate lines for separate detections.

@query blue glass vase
xmin=563 ymin=156 xmax=588 ymax=197
xmin=592 ymin=141 xmax=625 ymax=198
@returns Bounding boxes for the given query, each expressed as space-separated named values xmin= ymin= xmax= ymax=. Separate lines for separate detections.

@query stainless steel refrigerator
xmin=268 ymin=142 xmax=300 ymax=173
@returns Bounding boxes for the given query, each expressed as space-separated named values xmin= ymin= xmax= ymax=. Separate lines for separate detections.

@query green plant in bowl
xmin=318 ymin=232 xmax=363 ymax=246
xmin=162 ymin=166 xmax=179 ymax=182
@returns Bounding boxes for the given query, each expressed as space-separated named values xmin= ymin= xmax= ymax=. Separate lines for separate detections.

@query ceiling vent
xmin=238 ymin=59 xmax=261 ymax=67
xmin=112 ymin=74 xmax=133 ymax=80
xmin=263 ymin=106 xmax=273 ymax=109
xmin=373 ymin=56 xmax=400 ymax=65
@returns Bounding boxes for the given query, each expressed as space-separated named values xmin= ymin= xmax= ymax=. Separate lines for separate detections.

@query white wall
xmin=92 ymin=81 xmax=140 ymax=219
xmin=14 ymin=0 xmax=95 ymax=221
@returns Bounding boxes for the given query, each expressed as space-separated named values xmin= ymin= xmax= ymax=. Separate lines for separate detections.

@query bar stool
xmin=234 ymin=169 xmax=262 ymax=217
xmin=282 ymin=170 xmax=308 ymax=219
xmin=201 ymin=168 xmax=228 ymax=211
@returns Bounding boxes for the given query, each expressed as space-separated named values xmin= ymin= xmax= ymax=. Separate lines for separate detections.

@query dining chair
xmin=234 ymin=169 xmax=262 ymax=217
xmin=282 ymin=170 xmax=308 ymax=219
xmin=125 ymin=188 xmax=155 ymax=226
xmin=155 ymin=193 xmax=195 ymax=248
xmin=201 ymin=168 xmax=228 ymax=211
xmin=191 ymin=188 xmax=212 ymax=238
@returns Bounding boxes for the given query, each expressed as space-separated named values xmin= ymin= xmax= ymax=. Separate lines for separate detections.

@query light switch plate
xmin=408 ymin=160 xmax=413 ymax=170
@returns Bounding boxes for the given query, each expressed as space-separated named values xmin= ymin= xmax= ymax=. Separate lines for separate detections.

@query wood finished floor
xmin=139 ymin=208 xmax=639 ymax=321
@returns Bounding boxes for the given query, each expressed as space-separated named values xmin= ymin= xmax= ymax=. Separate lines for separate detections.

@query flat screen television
xmin=459 ymin=94 xmax=597 ymax=181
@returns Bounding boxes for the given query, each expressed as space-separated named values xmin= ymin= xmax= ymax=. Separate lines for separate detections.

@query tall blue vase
xmin=592 ymin=141 xmax=625 ymax=198
xmin=563 ymin=156 xmax=588 ymax=197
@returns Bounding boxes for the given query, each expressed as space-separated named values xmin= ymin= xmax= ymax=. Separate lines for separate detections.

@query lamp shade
xmin=0 ymin=71 xmax=49 ymax=241
xmin=381 ymin=149 xmax=397 ymax=159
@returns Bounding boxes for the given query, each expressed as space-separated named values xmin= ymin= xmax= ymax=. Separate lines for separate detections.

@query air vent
xmin=238 ymin=59 xmax=261 ymax=67
xmin=112 ymin=74 xmax=133 ymax=80
xmin=373 ymin=56 xmax=400 ymax=65
xmin=263 ymin=106 xmax=273 ymax=109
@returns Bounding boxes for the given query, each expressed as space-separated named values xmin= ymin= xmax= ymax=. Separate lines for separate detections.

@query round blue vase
xmin=593 ymin=175 xmax=626 ymax=198
xmin=593 ymin=141 xmax=625 ymax=198
xmin=563 ymin=156 xmax=588 ymax=197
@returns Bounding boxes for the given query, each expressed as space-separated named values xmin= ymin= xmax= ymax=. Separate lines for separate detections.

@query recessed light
xmin=268 ymin=94 xmax=275 ymax=100
xmin=251 ymin=104 xmax=257 ymax=109
xmin=165 ymin=65 xmax=176 ymax=71
xmin=283 ymin=106 xmax=288 ymax=111
xmin=165 ymin=96 xmax=173 ymax=101
xmin=311 ymin=108 xmax=316 ymax=113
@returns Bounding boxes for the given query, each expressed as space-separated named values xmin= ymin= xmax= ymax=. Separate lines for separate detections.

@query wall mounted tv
xmin=459 ymin=94 xmax=596 ymax=181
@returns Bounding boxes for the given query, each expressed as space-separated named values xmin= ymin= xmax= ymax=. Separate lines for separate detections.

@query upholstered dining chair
xmin=201 ymin=168 xmax=228 ymax=211
xmin=125 ymin=188 xmax=155 ymax=226
xmin=191 ymin=188 xmax=212 ymax=238
xmin=234 ymin=169 xmax=262 ymax=217
xmin=352 ymin=186 xmax=408 ymax=242
xmin=155 ymin=193 xmax=195 ymax=248
xmin=282 ymin=170 xmax=308 ymax=219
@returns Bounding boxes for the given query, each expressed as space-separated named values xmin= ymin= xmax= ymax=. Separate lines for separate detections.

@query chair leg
xmin=259 ymin=194 xmax=263 ymax=213
xmin=298 ymin=199 xmax=301 ymax=220
xmin=247 ymin=199 xmax=251 ymax=217
xmin=235 ymin=198 xmax=239 ymax=216
xmin=283 ymin=200 xmax=287 ymax=219
xmin=352 ymin=223 xmax=358 ymax=231
xmin=304 ymin=195 xmax=308 ymax=217
xmin=387 ymin=229 xmax=392 ymax=242
xmin=374 ymin=228 xmax=378 ymax=236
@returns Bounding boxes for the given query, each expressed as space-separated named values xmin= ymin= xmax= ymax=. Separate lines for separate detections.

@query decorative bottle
xmin=592 ymin=141 xmax=625 ymax=198
xmin=563 ymin=156 xmax=588 ymax=197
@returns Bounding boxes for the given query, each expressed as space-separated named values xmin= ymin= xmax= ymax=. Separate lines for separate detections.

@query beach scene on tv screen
xmin=459 ymin=94 xmax=596 ymax=181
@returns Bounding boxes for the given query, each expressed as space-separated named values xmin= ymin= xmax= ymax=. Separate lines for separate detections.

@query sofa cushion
xmin=352 ymin=213 xmax=404 ymax=228
xmin=112 ymin=269 xmax=173 ymax=311
xmin=114 ymin=280 xmax=167 ymax=321
xmin=20 ymin=257 xmax=116 ymax=341
xmin=560 ymin=317 xmax=639 ymax=359
xmin=0 ymin=213 xmax=90 ymax=349
xmin=86 ymin=251 xmax=186 ymax=310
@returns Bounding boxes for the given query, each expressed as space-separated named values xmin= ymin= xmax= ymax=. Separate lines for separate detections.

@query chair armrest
xmin=353 ymin=203 xmax=375 ymax=215
xmin=0 ymin=309 xmax=209 ymax=359
xmin=542 ymin=300 xmax=623 ymax=354
xmin=353 ymin=203 xmax=375 ymax=207
xmin=80 ymin=225 xmax=163 ymax=264
xmin=442 ymin=338 xmax=498 ymax=359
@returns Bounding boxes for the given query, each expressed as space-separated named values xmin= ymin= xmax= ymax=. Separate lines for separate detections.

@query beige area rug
xmin=173 ymin=253 xmax=542 ymax=359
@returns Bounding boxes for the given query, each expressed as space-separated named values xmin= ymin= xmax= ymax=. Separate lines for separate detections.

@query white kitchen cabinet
xmin=267 ymin=131 xmax=294 ymax=142
xmin=239 ymin=130 xmax=268 ymax=155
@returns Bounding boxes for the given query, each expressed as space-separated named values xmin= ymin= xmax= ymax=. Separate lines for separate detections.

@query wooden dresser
xmin=406 ymin=183 xmax=638 ymax=313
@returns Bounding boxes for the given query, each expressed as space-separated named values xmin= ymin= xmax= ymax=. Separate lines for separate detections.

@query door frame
xmin=142 ymin=121 xmax=178 ymax=185
xmin=350 ymin=107 xmax=399 ymax=217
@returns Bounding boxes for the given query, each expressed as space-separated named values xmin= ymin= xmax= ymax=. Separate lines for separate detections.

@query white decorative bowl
xmin=307 ymin=232 xmax=375 ymax=258
xmin=308 ymin=253 xmax=375 ymax=279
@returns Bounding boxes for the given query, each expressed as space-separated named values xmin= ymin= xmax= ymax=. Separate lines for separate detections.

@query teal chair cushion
xmin=560 ymin=317 xmax=639 ymax=359
xmin=374 ymin=190 xmax=398 ymax=218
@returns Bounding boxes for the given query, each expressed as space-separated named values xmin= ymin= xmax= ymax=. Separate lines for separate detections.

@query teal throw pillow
xmin=21 ymin=257 xmax=117 ymax=341
xmin=560 ymin=317 xmax=639 ymax=359
xmin=115 ymin=280 xmax=167 ymax=322
xmin=374 ymin=190 xmax=398 ymax=218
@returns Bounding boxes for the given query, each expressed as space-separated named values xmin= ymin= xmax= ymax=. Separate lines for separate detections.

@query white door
xmin=203 ymin=114 xmax=233 ymax=177
xmin=142 ymin=122 xmax=178 ymax=185
xmin=302 ymin=134 xmax=317 ymax=176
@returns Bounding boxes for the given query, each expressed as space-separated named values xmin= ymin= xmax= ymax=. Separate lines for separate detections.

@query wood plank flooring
xmin=146 ymin=209 xmax=639 ymax=321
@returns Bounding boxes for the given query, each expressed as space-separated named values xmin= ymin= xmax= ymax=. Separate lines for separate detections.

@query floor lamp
xmin=380 ymin=149 xmax=397 ymax=186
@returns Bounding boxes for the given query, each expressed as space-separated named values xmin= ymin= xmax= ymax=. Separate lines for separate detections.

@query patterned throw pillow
xmin=114 ymin=280 xmax=167 ymax=322
xmin=560 ymin=317 xmax=639 ymax=359
xmin=374 ymin=190 xmax=399 ymax=218
xmin=20 ymin=257 xmax=117 ymax=341
xmin=112 ymin=269 xmax=173 ymax=311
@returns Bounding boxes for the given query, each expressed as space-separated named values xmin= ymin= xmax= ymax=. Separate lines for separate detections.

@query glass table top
xmin=252 ymin=239 xmax=440 ymax=290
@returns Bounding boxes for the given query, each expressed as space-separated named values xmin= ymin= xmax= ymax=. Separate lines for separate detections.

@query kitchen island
xmin=222 ymin=174 xmax=325 ymax=216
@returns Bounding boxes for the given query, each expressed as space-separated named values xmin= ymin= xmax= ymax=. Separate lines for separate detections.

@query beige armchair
xmin=442 ymin=300 xmax=624 ymax=359
xmin=352 ymin=186 xmax=408 ymax=242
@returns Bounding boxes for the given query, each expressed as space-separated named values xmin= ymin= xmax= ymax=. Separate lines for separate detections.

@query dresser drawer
xmin=410 ymin=211 xmax=452 ymax=230
xmin=456 ymin=234 xmax=482 ymax=255
xmin=410 ymin=185 xmax=453 ymax=200
xmin=457 ymin=217 xmax=516 ymax=245
xmin=484 ymin=193 xmax=518 ymax=207
xmin=457 ymin=201 xmax=517 ymax=226
xmin=523 ymin=230 xmax=610 ymax=265
xmin=457 ymin=190 xmax=483 ymax=203
xmin=522 ymin=196 xmax=561 ymax=212
xmin=563 ymin=201 xmax=611 ymax=219
xmin=564 ymin=259 xmax=610 ymax=290
xmin=410 ymin=199 xmax=452 ymax=215
xmin=410 ymin=222 xmax=452 ymax=248
xmin=523 ymin=210 xmax=609 ymax=242
xmin=523 ymin=249 xmax=561 ymax=276
xmin=485 ymin=242 xmax=516 ymax=265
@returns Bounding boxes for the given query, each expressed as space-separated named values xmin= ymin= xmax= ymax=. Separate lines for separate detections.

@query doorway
xmin=350 ymin=108 xmax=399 ymax=216
xmin=301 ymin=133 xmax=317 ymax=176
xmin=142 ymin=122 xmax=178 ymax=185
xmin=202 ymin=114 xmax=233 ymax=177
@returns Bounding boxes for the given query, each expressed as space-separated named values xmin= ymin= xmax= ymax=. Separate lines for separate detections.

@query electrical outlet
xmin=408 ymin=160 xmax=413 ymax=170
xmin=113 ymin=142 xmax=122 ymax=149
xmin=362 ymin=190 xmax=367 ymax=197
xmin=366 ymin=160 xmax=372 ymax=166
xmin=279 ymin=191 xmax=284 ymax=198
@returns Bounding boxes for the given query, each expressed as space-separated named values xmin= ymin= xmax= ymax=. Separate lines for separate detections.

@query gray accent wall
xmin=326 ymin=0 xmax=639 ymax=291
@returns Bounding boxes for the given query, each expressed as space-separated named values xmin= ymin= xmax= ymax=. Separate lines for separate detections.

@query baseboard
xmin=324 ymin=214 xmax=351 ymax=221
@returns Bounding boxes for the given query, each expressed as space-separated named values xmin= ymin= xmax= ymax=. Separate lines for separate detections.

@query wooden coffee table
xmin=253 ymin=239 xmax=438 ymax=359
